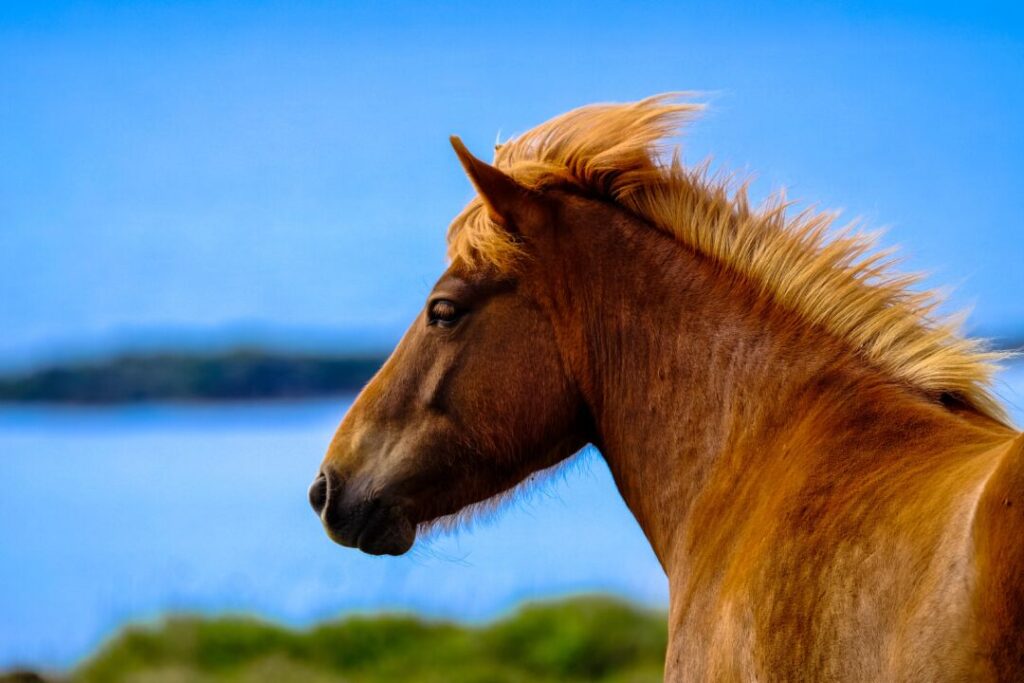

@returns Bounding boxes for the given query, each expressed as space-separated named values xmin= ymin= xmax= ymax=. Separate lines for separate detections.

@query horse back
xmin=973 ymin=432 xmax=1024 ymax=679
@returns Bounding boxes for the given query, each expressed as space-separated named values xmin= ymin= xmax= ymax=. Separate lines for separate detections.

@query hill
xmin=0 ymin=334 xmax=1018 ymax=405
xmin=0 ymin=350 xmax=387 ymax=404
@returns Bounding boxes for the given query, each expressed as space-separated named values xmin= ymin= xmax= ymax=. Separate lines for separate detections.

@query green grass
xmin=70 ymin=596 xmax=667 ymax=683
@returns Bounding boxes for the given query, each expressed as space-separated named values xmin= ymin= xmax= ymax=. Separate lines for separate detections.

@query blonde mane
xmin=447 ymin=95 xmax=1009 ymax=423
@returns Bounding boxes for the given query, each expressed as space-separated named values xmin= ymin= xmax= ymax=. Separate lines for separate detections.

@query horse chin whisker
xmin=415 ymin=448 xmax=594 ymax=547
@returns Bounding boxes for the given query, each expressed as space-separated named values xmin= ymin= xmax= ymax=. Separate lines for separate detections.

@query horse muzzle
xmin=308 ymin=469 xmax=415 ymax=556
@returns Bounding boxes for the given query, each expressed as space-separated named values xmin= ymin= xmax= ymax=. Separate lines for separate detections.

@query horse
xmin=309 ymin=96 xmax=1024 ymax=681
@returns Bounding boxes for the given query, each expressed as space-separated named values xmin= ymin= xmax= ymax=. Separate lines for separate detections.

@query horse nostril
xmin=308 ymin=472 xmax=329 ymax=516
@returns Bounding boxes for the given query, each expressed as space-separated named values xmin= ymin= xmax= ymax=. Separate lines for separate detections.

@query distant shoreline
xmin=0 ymin=339 xmax=1019 ymax=405
xmin=0 ymin=350 xmax=388 ymax=404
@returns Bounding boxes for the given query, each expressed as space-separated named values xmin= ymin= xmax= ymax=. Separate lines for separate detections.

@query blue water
xmin=0 ymin=398 xmax=665 ymax=670
xmin=3 ymin=363 xmax=1024 ymax=671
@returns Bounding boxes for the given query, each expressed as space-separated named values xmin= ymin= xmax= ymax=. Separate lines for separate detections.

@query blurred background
xmin=1 ymin=1 xmax=1022 ymax=681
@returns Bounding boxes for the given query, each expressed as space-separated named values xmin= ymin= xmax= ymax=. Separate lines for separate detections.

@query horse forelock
xmin=445 ymin=94 xmax=1010 ymax=424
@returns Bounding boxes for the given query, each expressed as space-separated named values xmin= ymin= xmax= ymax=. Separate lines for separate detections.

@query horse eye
xmin=428 ymin=299 xmax=462 ymax=326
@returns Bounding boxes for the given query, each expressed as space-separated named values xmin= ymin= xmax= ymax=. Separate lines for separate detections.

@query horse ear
xmin=450 ymin=136 xmax=542 ymax=232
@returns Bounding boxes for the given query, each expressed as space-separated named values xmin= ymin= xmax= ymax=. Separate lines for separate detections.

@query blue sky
xmin=1 ymin=1 xmax=1022 ymax=366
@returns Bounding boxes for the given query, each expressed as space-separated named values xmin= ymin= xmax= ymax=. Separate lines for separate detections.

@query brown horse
xmin=310 ymin=96 xmax=1024 ymax=681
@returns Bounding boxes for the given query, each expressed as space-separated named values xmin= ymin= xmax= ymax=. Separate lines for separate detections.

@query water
xmin=3 ymin=363 xmax=1024 ymax=671
xmin=0 ymin=399 xmax=665 ymax=670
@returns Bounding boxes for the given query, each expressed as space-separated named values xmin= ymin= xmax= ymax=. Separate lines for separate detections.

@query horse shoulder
xmin=971 ymin=431 xmax=1024 ymax=680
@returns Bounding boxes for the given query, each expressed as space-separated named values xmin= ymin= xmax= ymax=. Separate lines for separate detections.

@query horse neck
xmin=540 ymin=197 xmax=1009 ymax=572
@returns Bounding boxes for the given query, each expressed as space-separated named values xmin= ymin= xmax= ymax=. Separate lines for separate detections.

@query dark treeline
xmin=0 ymin=350 xmax=388 ymax=404
xmin=0 ymin=335 xmax=1020 ymax=405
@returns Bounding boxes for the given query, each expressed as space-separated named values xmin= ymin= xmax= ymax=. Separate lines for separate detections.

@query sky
xmin=1 ymin=1 xmax=1023 ymax=367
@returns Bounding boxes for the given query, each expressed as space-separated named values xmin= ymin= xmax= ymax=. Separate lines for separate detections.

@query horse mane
xmin=447 ymin=95 xmax=1010 ymax=424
